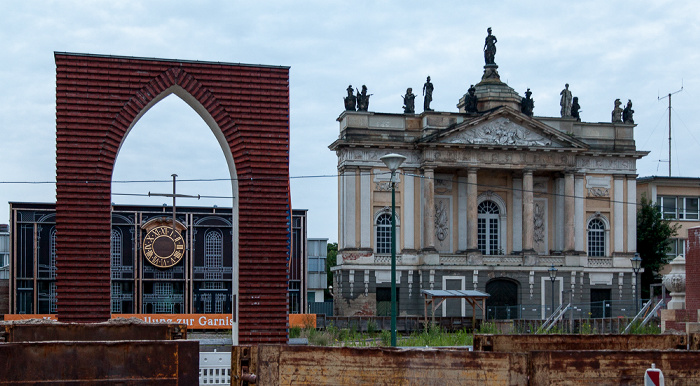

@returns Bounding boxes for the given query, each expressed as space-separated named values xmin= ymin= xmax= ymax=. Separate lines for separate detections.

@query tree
xmin=636 ymin=194 xmax=679 ymax=299
xmin=325 ymin=242 xmax=338 ymax=300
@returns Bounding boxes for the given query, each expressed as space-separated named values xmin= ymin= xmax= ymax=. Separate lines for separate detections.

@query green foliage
xmin=477 ymin=322 xmax=500 ymax=334
xmin=380 ymin=330 xmax=391 ymax=346
xmin=626 ymin=320 xmax=661 ymax=335
xmin=325 ymin=242 xmax=338 ymax=299
xmin=367 ymin=320 xmax=377 ymax=335
xmin=637 ymin=194 xmax=680 ymax=298
xmin=289 ymin=325 xmax=301 ymax=339
xmin=579 ymin=320 xmax=594 ymax=334
xmin=398 ymin=325 xmax=473 ymax=347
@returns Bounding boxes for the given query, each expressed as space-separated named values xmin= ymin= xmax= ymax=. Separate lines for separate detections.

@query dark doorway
xmin=590 ymin=288 xmax=611 ymax=318
xmin=485 ymin=279 xmax=519 ymax=319
xmin=376 ymin=287 xmax=398 ymax=317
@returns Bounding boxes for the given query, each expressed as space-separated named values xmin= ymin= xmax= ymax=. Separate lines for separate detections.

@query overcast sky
xmin=1 ymin=1 xmax=699 ymax=242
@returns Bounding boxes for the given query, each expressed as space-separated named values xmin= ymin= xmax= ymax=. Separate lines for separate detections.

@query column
xmin=626 ymin=175 xmax=637 ymax=252
xmin=522 ymin=170 xmax=534 ymax=252
xmin=342 ymin=167 xmax=356 ymax=249
xmin=457 ymin=174 xmax=468 ymax=251
xmin=423 ymin=167 xmax=436 ymax=250
xmin=467 ymin=168 xmax=478 ymax=251
xmin=512 ymin=177 xmax=523 ymax=252
xmin=360 ymin=168 xmax=371 ymax=249
xmin=574 ymin=174 xmax=585 ymax=252
xmin=403 ymin=169 xmax=415 ymax=250
xmin=613 ymin=175 xmax=624 ymax=253
xmin=564 ymin=172 xmax=575 ymax=252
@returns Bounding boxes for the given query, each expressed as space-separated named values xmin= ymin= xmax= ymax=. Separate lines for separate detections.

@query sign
xmin=644 ymin=363 xmax=664 ymax=386
xmin=4 ymin=314 xmax=234 ymax=330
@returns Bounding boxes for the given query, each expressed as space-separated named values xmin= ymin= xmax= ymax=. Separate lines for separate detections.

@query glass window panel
xmin=685 ymin=198 xmax=699 ymax=220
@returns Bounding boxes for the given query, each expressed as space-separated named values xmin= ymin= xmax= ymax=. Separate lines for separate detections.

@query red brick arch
xmin=55 ymin=52 xmax=290 ymax=344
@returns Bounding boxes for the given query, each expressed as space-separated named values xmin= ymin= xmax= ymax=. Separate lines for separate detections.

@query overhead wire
xmin=1 ymin=170 xmax=657 ymax=208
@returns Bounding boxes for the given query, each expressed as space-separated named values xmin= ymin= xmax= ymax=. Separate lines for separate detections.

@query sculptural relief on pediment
xmin=441 ymin=117 xmax=556 ymax=147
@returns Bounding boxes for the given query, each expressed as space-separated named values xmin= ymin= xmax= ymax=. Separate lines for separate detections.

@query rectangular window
xmin=658 ymin=196 xmax=700 ymax=220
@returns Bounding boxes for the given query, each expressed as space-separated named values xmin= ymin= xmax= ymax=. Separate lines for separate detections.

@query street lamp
xmin=631 ymin=253 xmax=642 ymax=315
xmin=548 ymin=264 xmax=558 ymax=316
xmin=380 ymin=153 xmax=406 ymax=347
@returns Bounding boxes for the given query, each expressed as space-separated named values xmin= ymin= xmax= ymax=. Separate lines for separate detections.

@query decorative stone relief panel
xmin=585 ymin=176 xmax=611 ymax=197
xmin=434 ymin=174 xmax=453 ymax=194
xmin=533 ymin=198 xmax=548 ymax=255
xmin=338 ymin=149 xmax=421 ymax=168
xmin=373 ymin=168 xmax=401 ymax=192
xmin=435 ymin=197 xmax=452 ymax=253
xmin=440 ymin=117 xmax=556 ymax=147
xmin=576 ymin=156 xmax=635 ymax=173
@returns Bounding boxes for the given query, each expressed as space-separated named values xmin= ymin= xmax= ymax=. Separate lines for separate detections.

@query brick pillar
xmin=686 ymin=227 xmax=700 ymax=312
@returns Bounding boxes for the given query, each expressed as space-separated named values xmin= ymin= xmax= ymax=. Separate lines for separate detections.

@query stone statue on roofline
xmin=484 ymin=27 xmax=497 ymax=65
xmin=402 ymin=88 xmax=416 ymax=114
xmin=423 ymin=76 xmax=434 ymax=112
xmin=571 ymin=97 xmax=581 ymax=121
xmin=623 ymin=99 xmax=634 ymax=124
xmin=612 ymin=98 xmax=623 ymax=123
xmin=560 ymin=84 xmax=572 ymax=117
xmin=356 ymin=85 xmax=371 ymax=111
xmin=344 ymin=85 xmax=356 ymax=111
xmin=521 ymin=88 xmax=534 ymax=117
xmin=465 ymin=84 xmax=478 ymax=113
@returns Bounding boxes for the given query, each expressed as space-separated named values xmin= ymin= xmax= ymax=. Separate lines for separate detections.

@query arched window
xmin=587 ymin=218 xmax=606 ymax=257
xmin=205 ymin=230 xmax=223 ymax=279
xmin=376 ymin=213 xmax=392 ymax=254
xmin=111 ymin=229 xmax=122 ymax=277
xmin=49 ymin=228 xmax=57 ymax=279
xmin=478 ymin=200 xmax=501 ymax=255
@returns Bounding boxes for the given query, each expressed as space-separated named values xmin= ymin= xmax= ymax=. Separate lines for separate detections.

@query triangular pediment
xmin=431 ymin=108 xmax=587 ymax=149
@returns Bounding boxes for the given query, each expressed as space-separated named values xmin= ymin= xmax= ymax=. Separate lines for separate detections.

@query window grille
xmin=376 ymin=213 xmax=392 ymax=254
xmin=111 ymin=229 xmax=122 ymax=278
xmin=205 ymin=230 xmax=223 ymax=280
xmin=111 ymin=281 xmax=122 ymax=313
xmin=49 ymin=228 xmax=57 ymax=279
xmin=477 ymin=201 xmax=500 ymax=255
xmin=204 ymin=282 xmax=224 ymax=290
xmin=49 ymin=282 xmax=57 ymax=313
xmin=215 ymin=293 xmax=227 ymax=313
xmin=155 ymin=282 xmax=173 ymax=296
xmin=587 ymin=218 xmax=605 ymax=257
xmin=202 ymin=294 xmax=212 ymax=313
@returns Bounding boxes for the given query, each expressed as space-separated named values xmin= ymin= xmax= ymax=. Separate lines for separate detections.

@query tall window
xmin=111 ymin=229 xmax=122 ymax=278
xmin=587 ymin=218 xmax=606 ymax=257
xmin=204 ymin=230 xmax=223 ymax=280
xmin=49 ymin=228 xmax=57 ymax=279
xmin=477 ymin=201 xmax=500 ymax=255
xmin=376 ymin=213 xmax=392 ymax=254
xmin=657 ymin=196 xmax=700 ymax=220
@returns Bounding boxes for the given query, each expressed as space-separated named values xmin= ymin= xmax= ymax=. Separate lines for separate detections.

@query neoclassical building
xmin=330 ymin=61 xmax=647 ymax=320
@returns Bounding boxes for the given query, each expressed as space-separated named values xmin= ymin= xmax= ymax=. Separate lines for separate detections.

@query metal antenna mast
xmin=658 ymin=83 xmax=683 ymax=176
xmin=149 ymin=174 xmax=200 ymax=232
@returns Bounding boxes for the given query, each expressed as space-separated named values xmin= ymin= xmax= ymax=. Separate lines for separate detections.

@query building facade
xmin=330 ymin=65 xmax=646 ymax=320
xmin=7 ymin=203 xmax=308 ymax=320
xmin=637 ymin=176 xmax=700 ymax=259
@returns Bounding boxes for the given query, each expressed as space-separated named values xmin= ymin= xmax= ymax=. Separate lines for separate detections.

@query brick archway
xmin=55 ymin=52 xmax=290 ymax=344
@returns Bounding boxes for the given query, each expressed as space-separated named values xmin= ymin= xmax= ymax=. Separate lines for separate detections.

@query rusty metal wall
xmin=474 ymin=333 xmax=687 ymax=352
xmin=1 ymin=323 xmax=186 ymax=342
xmin=234 ymin=345 xmax=528 ymax=385
xmin=0 ymin=340 xmax=198 ymax=384
xmin=529 ymin=350 xmax=700 ymax=385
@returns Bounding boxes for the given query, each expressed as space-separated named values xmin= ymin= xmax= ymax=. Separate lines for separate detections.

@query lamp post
xmin=631 ymin=253 xmax=642 ymax=315
xmin=548 ymin=264 xmax=558 ymax=316
xmin=380 ymin=153 xmax=406 ymax=347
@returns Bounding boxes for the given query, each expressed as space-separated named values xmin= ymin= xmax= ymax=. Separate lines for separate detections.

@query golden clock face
xmin=142 ymin=226 xmax=185 ymax=268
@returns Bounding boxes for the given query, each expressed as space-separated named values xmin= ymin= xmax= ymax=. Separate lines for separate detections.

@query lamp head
xmin=631 ymin=253 xmax=642 ymax=272
xmin=548 ymin=264 xmax=558 ymax=280
xmin=380 ymin=153 xmax=407 ymax=172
